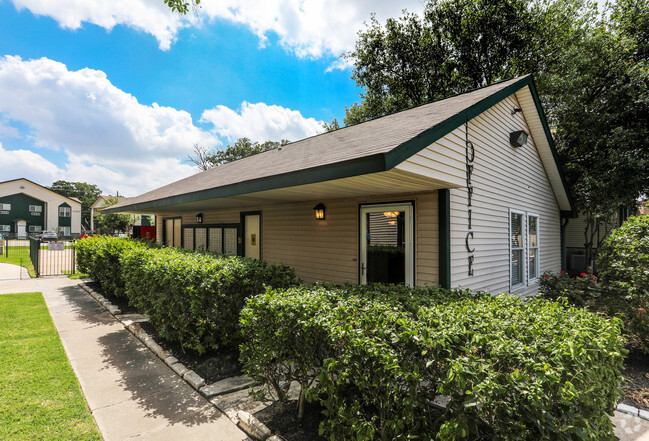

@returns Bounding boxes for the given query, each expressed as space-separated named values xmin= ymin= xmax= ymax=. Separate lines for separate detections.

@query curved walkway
xmin=0 ymin=264 xmax=248 ymax=441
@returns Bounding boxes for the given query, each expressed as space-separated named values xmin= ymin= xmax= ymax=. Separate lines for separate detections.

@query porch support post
xmin=439 ymin=189 xmax=451 ymax=289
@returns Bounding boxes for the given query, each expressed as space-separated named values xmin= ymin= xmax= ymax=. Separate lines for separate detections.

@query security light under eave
xmin=510 ymin=130 xmax=528 ymax=148
xmin=313 ymin=203 xmax=326 ymax=220
xmin=196 ymin=213 xmax=203 ymax=224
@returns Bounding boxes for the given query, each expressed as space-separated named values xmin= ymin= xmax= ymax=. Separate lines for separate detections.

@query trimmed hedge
xmin=76 ymin=237 xmax=297 ymax=353
xmin=240 ymin=285 xmax=625 ymax=440
xmin=76 ymin=236 xmax=152 ymax=298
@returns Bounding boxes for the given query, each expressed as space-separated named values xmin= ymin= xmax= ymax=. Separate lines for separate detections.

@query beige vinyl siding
xmin=448 ymin=94 xmax=561 ymax=296
xmin=264 ymin=192 xmax=438 ymax=285
xmin=156 ymin=192 xmax=439 ymax=286
xmin=395 ymin=128 xmax=466 ymax=188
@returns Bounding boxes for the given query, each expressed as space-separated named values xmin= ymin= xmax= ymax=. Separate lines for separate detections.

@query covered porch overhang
xmin=111 ymin=168 xmax=462 ymax=215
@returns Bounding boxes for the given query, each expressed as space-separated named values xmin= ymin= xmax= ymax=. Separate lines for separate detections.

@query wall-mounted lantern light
xmin=313 ymin=203 xmax=326 ymax=220
xmin=509 ymin=130 xmax=528 ymax=148
xmin=196 ymin=213 xmax=203 ymax=224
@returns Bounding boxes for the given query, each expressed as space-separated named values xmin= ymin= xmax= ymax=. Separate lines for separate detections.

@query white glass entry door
xmin=360 ymin=203 xmax=413 ymax=286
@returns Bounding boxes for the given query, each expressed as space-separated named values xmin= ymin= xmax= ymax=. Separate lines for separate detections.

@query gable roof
xmin=106 ymin=75 xmax=575 ymax=216
xmin=0 ymin=178 xmax=82 ymax=206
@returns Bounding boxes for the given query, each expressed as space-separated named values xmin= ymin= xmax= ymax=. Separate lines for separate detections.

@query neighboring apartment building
xmin=0 ymin=178 xmax=82 ymax=237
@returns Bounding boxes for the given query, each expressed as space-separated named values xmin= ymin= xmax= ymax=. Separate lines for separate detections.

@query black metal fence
xmin=3 ymin=237 xmax=76 ymax=277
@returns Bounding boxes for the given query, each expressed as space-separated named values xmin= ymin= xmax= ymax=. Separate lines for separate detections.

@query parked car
xmin=79 ymin=230 xmax=96 ymax=239
xmin=40 ymin=230 xmax=58 ymax=241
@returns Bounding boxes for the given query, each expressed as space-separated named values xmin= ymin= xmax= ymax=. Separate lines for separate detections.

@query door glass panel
xmin=195 ymin=228 xmax=207 ymax=251
xmin=173 ymin=219 xmax=182 ymax=248
xmin=165 ymin=219 xmax=173 ymax=247
xmin=223 ymin=227 xmax=238 ymax=255
xmin=208 ymin=228 xmax=222 ymax=253
xmin=183 ymin=228 xmax=194 ymax=250
xmin=366 ymin=211 xmax=405 ymax=284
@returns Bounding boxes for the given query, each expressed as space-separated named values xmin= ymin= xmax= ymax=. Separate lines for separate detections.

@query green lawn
xmin=62 ymin=271 xmax=87 ymax=279
xmin=0 ymin=293 xmax=101 ymax=440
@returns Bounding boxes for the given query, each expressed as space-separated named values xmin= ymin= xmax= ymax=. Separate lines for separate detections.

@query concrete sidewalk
xmin=1 ymin=262 xmax=649 ymax=440
xmin=0 ymin=267 xmax=248 ymax=441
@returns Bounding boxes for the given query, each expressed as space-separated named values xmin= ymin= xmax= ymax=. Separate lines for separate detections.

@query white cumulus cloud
xmin=0 ymin=56 xmax=325 ymax=194
xmin=0 ymin=56 xmax=215 ymax=161
xmin=0 ymin=56 xmax=214 ymax=194
xmin=201 ymin=101 xmax=322 ymax=143
xmin=200 ymin=0 xmax=425 ymax=59
xmin=11 ymin=0 xmax=425 ymax=59
xmin=11 ymin=0 xmax=187 ymax=50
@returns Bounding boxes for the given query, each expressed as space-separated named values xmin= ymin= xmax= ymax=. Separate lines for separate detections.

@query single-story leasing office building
xmin=106 ymin=75 xmax=575 ymax=296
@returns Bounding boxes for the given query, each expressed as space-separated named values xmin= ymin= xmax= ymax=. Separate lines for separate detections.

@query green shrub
xmin=76 ymin=236 xmax=151 ymax=298
xmin=241 ymin=285 xmax=625 ymax=441
xmin=598 ymin=215 xmax=649 ymax=297
xmin=121 ymin=246 xmax=297 ymax=353
xmin=78 ymin=237 xmax=298 ymax=354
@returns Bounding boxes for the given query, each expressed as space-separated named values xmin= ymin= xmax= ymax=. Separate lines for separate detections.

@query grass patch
xmin=0 ymin=253 xmax=36 ymax=278
xmin=0 ymin=293 xmax=101 ymax=440
xmin=62 ymin=271 xmax=87 ymax=279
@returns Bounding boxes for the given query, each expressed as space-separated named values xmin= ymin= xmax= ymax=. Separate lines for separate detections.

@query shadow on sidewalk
xmin=59 ymin=285 xmax=221 ymax=427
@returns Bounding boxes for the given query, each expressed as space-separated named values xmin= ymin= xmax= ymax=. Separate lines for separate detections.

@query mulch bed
xmin=84 ymin=280 xmax=649 ymax=439
xmin=254 ymin=401 xmax=326 ymax=441
xmin=620 ymin=348 xmax=649 ymax=411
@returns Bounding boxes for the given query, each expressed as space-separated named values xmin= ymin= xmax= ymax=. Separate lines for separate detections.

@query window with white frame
xmin=59 ymin=206 xmax=71 ymax=217
xmin=528 ymin=214 xmax=539 ymax=281
xmin=510 ymin=209 xmax=541 ymax=290
xmin=510 ymin=210 xmax=525 ymax=288
xmin=29 ymin=205 xmax=42 ymax=215
xmin=0 ymin=203 xmax=10 ymax=214
xmin=0 ymin=225 xmax=10 ymax=232
xmin=60 ymin=226 xmax=70 ymax=236
xmin=29 ymin=225 xmax=42 ymax=233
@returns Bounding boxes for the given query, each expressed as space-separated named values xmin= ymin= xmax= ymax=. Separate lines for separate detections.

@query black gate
xmin=28 ymin=237 xmax=76 ymax=277
xmin=5 ymin=239 xmax=32 ymax=274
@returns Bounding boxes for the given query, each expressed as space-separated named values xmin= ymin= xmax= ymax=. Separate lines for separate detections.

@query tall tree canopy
xmin=344 ymin=0 xmax=592 ymax=126
xmin=188 ymin=138 xmax=290 ymax=171
xmin=344 ymin=0 xmax=649 ymax=263
xmin=48 ymin=180 xmax=102 ymax=229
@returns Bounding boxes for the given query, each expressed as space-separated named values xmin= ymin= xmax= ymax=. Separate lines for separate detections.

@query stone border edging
xmin=617 ymin=402 xmax=649 ymax=421
xmin=78 ymin=281 xmax=649 ymax=435
xmin=78 ymin=281 xmax=282 ymax=441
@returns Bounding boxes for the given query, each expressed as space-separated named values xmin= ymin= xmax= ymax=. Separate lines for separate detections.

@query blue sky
xmin=0 ymin=0 xmax=425 ymax=195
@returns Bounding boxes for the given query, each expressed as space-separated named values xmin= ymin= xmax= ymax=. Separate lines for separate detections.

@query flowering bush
xmin=540 ymin=269 xmax=649 ymax=353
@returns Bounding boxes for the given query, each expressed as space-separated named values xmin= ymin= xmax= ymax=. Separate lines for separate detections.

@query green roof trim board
xmin=105 ymin=75 xmax=575 ymax=216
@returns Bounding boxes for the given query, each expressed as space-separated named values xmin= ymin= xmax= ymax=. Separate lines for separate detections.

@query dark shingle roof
xmin=107 ymin=75 xmax=572 ymax=213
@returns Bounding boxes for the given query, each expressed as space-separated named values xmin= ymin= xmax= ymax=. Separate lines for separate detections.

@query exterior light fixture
xmin=313 ymin=203 xmax=326 ymax=220
xmin=196 ymin=213 xmax=203 ymax=224
xmin=383 ymin=211 xmax=400 ymax=218
xmin=510 ymin=130 xmax=528 ymax=148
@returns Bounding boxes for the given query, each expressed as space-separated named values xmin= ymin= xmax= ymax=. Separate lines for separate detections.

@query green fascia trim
xmin=385 ymin=75 xmax=576 ymax=214
xmin=103 ymin=153 xmax=388 ymax=214
xmin=106 ymin=75 xmax=575 ymax=215
xmin=385 ymin=76 xmax=535 ymax=169
xmin=438 ymin=189 xmax=451 ymax=289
